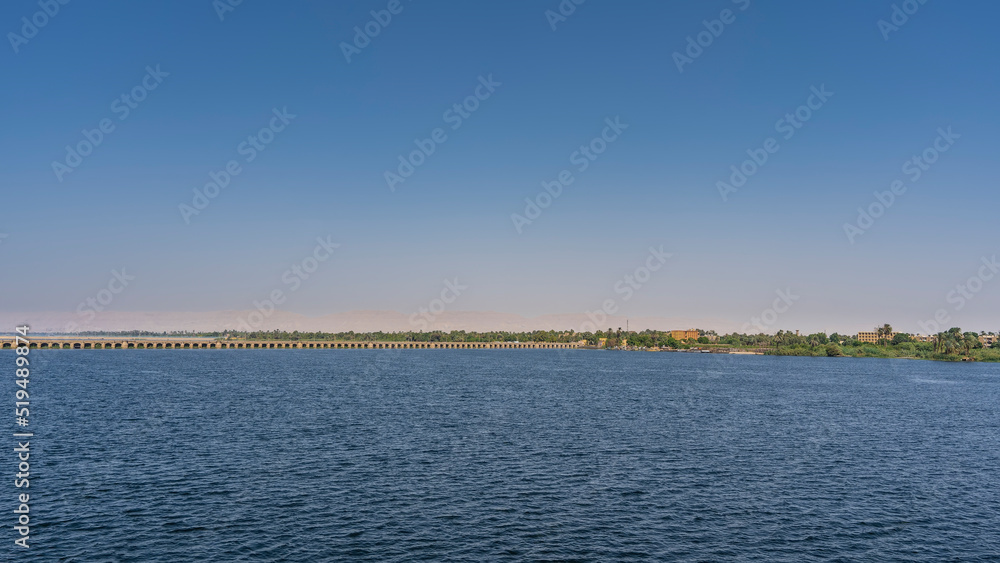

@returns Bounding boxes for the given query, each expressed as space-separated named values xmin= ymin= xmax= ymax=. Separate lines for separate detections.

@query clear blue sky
xmin=1 ymin=0 xmax=998 ymax=333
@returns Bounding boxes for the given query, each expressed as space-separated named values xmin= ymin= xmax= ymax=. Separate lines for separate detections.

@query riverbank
xmin=767 ymin=344 xmax=1000 ymax=362
xmin=6 ymin=338 xmax=998 ymax=362
xmin=628 ymin=343 xmax=1000 ymax=362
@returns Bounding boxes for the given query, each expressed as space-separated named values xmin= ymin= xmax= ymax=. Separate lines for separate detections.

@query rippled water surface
xmin=17 ymin=350 xmax=1000 ymax=561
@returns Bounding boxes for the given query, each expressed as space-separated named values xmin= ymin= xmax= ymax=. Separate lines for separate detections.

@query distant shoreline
xmin=2 ymin=336 xmax=996 ymax=362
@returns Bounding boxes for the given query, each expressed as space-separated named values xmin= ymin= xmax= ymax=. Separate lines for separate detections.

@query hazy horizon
xmin=0 ymin=307 xmax=995 ymax=338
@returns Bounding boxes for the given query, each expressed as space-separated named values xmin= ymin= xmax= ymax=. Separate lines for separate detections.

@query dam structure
xmin=1 ymin=337 xmax=581 ymax=350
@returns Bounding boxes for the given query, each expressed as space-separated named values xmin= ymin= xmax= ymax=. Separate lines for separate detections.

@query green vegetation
xmin=585 ymin=326 xmax=998 ymax=362
xmin=729 ymin=326 xmax=999 ymax=362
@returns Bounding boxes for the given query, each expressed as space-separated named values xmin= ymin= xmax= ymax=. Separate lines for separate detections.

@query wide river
xmin=15 ymin=350 xmax=1000 ymax=561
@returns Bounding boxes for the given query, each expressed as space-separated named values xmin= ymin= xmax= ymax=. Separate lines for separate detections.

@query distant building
xmin=598 ymin=338 xmax=607 ymax=347
xmin=670 ymin=329 xmax=700 ymax=341
xmin=857 ymin=331 xmax=898 ymax=343
xmin=980 ymin=334 xmax=998 ymax=347
xmin=911 ymin=334 xmax=933 ymax=342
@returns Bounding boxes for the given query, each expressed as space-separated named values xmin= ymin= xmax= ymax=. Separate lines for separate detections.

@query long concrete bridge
xmin=1 ymin=337 xmax=581 ymax=350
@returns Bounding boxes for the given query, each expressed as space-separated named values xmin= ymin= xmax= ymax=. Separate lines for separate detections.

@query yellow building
xmin=598 ymin=338 xmax=607 ymax=347
xmin=857 ymin=331 xmax=898 ymax=343
xmin=670 ymin=329 xmax=700 ymax=341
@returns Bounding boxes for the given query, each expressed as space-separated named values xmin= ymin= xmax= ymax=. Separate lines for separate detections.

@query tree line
xmin=73 ymin=326 xmax=998 ymax=359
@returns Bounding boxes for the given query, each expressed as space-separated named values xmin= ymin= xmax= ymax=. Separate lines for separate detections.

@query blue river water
xmin=12 ymin=350 xmax=1000 ymax=561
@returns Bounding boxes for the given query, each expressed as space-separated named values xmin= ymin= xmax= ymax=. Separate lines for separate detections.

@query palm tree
xmin=933 ymin=331 xmax=949 ymax=353
xmin=774 ymin=330 xmax=785 ymax=350
xmin=933 ymin=329 xmax=963 ymax=355
xmin=882 ymin=324 xmax=893 ymax=345
xmin=963 ymin=333 xmax=978 ymax=355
